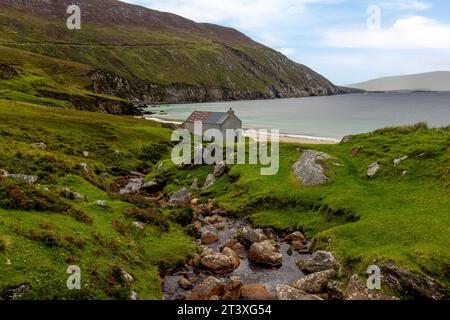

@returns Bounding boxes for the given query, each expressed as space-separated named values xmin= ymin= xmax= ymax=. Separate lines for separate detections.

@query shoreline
xmin=143 ymin=116 xmax=340 ymax=145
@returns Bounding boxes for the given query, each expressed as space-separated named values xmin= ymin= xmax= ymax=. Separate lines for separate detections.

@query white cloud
xmin=122 ymin=0 xmax=344 ymax=29
xmin=380 ymin=0 xmax=431 ymax=11
xmin=323 ymin=16 xmax=450 ymax=50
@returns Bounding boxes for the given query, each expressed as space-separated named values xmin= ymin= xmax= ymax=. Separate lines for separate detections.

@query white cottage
xmin=184 ymin=108 xmax=243 ymax=142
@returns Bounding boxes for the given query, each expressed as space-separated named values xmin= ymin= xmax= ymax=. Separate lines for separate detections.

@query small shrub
xmin=169 ymin=206 xmax=194 ymax=227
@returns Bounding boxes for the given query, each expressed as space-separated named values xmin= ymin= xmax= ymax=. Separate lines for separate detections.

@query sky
xmin=122 ymin=0 xmax=450 ymax=84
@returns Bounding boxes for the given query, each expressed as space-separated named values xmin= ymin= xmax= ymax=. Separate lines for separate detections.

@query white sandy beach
xmin=143 ymin=116 xmax=340 ymax=144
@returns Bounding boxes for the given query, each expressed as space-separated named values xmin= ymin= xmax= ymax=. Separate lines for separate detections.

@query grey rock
xmin=141 ymin=181 xmax=161 ymax=193
xmin=2 ymin=284 xmax=30 ymax=300
xmin=132 ymin=221 xmax=145 ymax=230
xmin=297 ymin=250 xmax=339 ymax=274
xmin=120 ymin=269 xmax=134 ymax=283
xmin=340 ymin=135 xmax=353 ymax=143
xmin=130 ymin=291 xmax=139 ymax=300
xmin=367 ymin=162 xmax=380 ymax=178
xmin=346 ymin=274 xmax=396 ymax=300
xmin=169 ymin=188 xmax=190 ymax=206
xmin=213 ymin=162 xmax=227 ymax=177
xmin=202 ymin=174 xmax=216 ymax=190
xmin=119 ymin=177 xmax=143 ymax=194
xmin=7 ymin=174 xmax=38 ymax=184
xmin=292 ymin=150 xmax=331 ymax=185
xmin=96 ymin=200 xmax=109 ymax=208
xmin=32 ymin=142 xmax=47 ymax=150
xmin=80 ymin=163 xmax=89 ymax=173
xmin=190 ymin=178 xmax=199 ymax=190
xmin=238 ymin=227 xmax=267 ymax=245
xmin=0 ymin=169 xmax=8 ymax=177
xmin=393 ymin=156 xmax=408 ymax=166
xmin=327 ymin=280 xmax=345 ymax=300
xmin=292 ymin=269 xmax=336 ymax=294
xmin=82 ymin=151 xmax=89 ymax=158
xmin=379 ymin=264 xmax=445 ymax=300
xmin=275 ymin=284 xmax=323 ymax=300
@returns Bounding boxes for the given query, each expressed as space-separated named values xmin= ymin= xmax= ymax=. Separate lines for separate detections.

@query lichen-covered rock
xmin=284 ymin=231 xmax=306 ymax=244
xmin=292 ymin=150 xmax=331 ymax=185
xmin=222 ymin=247 xmax=240 ymax=269
xmin=241 ymin=284 xmax=274 ymax=300
xmin=32 ymin=142 xmax=47 ymax=150
xmin=187 ymin=276 xmax=225 ymax=300
xmin=7 ymin=174 xmax=38 ymax=184
xmin=291 ymin=269 xmax=336 ymax=294
xmin=248 ymin=240 xmax=282 ymax=267
xmin=379 ymin=264 xmax=445 ymax=300
xmin=238 ymin=227 xmax=267 ymax=246
xmin=222 ymin=277 xmax=242 ymax=300
xmin=296 ymin=250 xmax=339 ymax=274
xmin=275 ymin=284 xmax=323 ymax=300
xmin=346 ymin=274 xmax=396 ymax=300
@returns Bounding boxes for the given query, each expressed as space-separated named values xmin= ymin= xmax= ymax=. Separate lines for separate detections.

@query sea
xmin=144 ymin=92 xmax=450 ymax=141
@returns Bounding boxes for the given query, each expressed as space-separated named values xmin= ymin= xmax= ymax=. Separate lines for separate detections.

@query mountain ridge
xmin=0 ymin=0 xmax=354 ymax=112
xmin=350 ymin=71 xmax=450 ymax=92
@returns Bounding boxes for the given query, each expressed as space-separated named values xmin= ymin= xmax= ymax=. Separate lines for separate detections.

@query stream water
xmin=163 ymin=214 xmax=311 ymax=300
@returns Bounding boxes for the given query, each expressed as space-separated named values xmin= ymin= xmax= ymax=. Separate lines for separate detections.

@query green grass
xmin=0 ymin=99 xmax=196 ymax=299
xmin=0 ymin=96 xmax=449 ymax=298
xmin=159 ymin=125 xmax=450 ymax=290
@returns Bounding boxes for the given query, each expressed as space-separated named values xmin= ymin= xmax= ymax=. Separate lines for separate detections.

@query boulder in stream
xmin=275 ymin=284 xmax=323 ymax=300
xmin=296 ymin=250 xmax=339 ymax=274
xmin=187 ymin=276 xmax=225 ymax=300
xmin=248 ymin=240 xmax=283 ymax=267
xmin=291 ymin=269 xmax=336 ymax=294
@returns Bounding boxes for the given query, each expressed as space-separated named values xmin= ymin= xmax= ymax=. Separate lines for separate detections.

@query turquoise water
xmin=145 ymin=92 xmax=450 ymax=139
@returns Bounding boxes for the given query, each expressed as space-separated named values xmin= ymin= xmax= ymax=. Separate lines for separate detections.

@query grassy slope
xmin=157 ymin=125 xmax=450 ymax=291
xmin=0 ymin=97 xmax=449 ymax=298
xmin=0 ymin=99 xmax=196 ymax=299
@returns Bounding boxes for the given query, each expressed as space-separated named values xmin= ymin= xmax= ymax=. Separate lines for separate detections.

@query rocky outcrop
xmin=275 ymin=284 xmax=323 ymax=300
xmin=119 ymin=177 xmax=143 ymax=194
xmin=141 ymin=181 xmax=162 ymax=193
xmin=241 ymin=284 xmax=275 ymax=300
xmin=292 ymin=150 xmax=331 ymax=185
xmin=169 ymin=188 xmax=190 ymax=206
xmin=187 ymin=276 xmax=225 ymax=300
xmin=346 ymin=274 xmax=396 ymax=300
xmin=248 ymin=240 xmax=283 ymax=267
xmin=296 ymin=251 xmax=339 ymax=274
xmin=0 ymin=171 xmax=39 ymax=184
xmin=379 ymin=264 xmax=446 ymax=300
xmin=291 ymin=269 xmax=336 ymax=294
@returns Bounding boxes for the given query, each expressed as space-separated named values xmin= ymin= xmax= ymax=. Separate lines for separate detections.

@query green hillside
xmin=0 ymin=0 xmax=347 ymax=111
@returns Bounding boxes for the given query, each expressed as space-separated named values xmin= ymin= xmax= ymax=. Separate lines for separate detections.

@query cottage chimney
xmin=228 ymin=108 xmax=235 ymax=115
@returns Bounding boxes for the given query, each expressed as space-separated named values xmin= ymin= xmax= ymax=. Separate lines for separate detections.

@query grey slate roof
xmin=185 ymin=111 xmax=230 ymax=125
